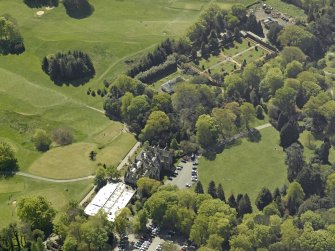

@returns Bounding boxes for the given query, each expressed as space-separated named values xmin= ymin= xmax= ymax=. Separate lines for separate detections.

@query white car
xmin=186 ymin=183 xmax=191 ymax=188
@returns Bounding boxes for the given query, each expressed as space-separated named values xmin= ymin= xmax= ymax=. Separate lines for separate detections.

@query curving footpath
xmin=16 ymin=172 xmax=94 ymax=183
xmin=255 ymin=123 xmax=271 ymax=130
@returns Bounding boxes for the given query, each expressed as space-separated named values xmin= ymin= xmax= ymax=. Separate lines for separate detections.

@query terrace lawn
xmin=199 ymin=126 xmax=287 ymax=204
xmin=198 ymin=39 xmax=266 ymax=75
xmin=223 ymin=40 xmax=251 ymax=57
xmin=234 ymin=46 xmax=266 ymax=64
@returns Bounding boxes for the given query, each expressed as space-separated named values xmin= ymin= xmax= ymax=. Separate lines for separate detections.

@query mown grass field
xmin=0 ymin=0 xmax=213 ymax=226
xmin=198 ymin=126 xmax=287 ymax=204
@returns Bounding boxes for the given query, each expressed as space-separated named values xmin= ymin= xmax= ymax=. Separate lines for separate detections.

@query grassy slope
xmin=199 ymin=126 xmax=287 ymax=204
xmin=0 ymin=0 xmax=210 ymax=226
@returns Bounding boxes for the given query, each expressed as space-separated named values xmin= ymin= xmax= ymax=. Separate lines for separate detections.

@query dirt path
xmin=255 ymin=123 xmax=271 ymax=130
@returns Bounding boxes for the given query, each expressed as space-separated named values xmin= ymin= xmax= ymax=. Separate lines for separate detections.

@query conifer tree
xmin=208 ymin=180 xmax=217 ymax=198
xmin=217 ymin=183 xmax=226 ymax=202
xmin=195 ymin=181 xmax=204 ymax=194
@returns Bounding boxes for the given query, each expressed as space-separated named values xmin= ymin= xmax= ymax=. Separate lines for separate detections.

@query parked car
xmin=185 ymin=183 xmax=191 ymax=188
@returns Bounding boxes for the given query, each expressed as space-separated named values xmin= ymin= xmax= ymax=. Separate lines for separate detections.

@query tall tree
xmin=297 ymin=166 xmax=324 ymax=196
xmin=272 ymin=87 xmax=297 ymax=116
xmin=237 ymin=194 xmax=252 ymax=217
xmin=317 ymin=139 xmax=331 ymax=164
xmin=32 ymin=129 xmax=51 ymax=152
xmin=0 ymin=141 xmax=18 ymax=174
xmin=17 ymin=196 xmax=56 ymax=234
xmin=217 ymin=183 xmax=226 ymax=202
xmin=140 ymin=111 xmax=170 ymax=144
xmin=208 ymin=180 xmax=217 ymax=198
xmin=285 ymin=181 xmax=305 ymax=215
xmin=280 ymin=120 xmax=300 ymax=149
xmin=255 ymin=187 xmax=273 ymax=211
xmin=195 ymin=181 xmax=204 ymax=194
xmin=115 ymin=208 xmax=131 ymax=236
xmin=285 ymin=143 xmax=305 ymax=182
xmin=240 ymin=102 xmax=255 ymax=129
xmin=196 ymin=115 xmax=219 ymax=150
xmin=228 ymin=194 xmax=237 ymax=209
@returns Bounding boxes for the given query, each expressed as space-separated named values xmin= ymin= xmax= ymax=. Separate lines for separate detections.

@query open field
xmin=198 ymin=126 xmax=287 ymax=204
xmin=0 ymin=176 xmax=93 ymax=227
xmin=0 ymin=0 xmax=211 ymax=227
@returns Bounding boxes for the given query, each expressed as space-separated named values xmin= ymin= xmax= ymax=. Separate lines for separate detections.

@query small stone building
xmin=124 ymin=146 xmax=174 ymax=185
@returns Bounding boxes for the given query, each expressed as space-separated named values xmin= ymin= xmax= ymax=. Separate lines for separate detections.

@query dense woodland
xmin=2 ymin=0 xmax=335 ymax=250
xmin=42 ymin=50 xmax=95 ymax=84
xmin=0 ymin=16 xmax=25 ymax=55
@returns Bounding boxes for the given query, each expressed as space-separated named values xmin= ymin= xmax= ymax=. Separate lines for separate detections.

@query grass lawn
xmin=234 ymin=46 xmax=266 ymax=65
xmin=198 ymin=126 xmax=287 ymax=204
xmin=223 ymin=40 xmax=250 ymax=57
xmin=198 ymin=39 xmax=261 ymax=74
xmin=0 ymin=176 xmax=93 ymax=227
xmin=28 ymin=143 xmax=97 ymax=179
xmin=96 ymin=132 xmax=137 ymax=168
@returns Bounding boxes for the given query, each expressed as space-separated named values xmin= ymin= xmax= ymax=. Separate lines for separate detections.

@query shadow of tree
xmin=52 ymin=75 xmax=94 ymax=87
